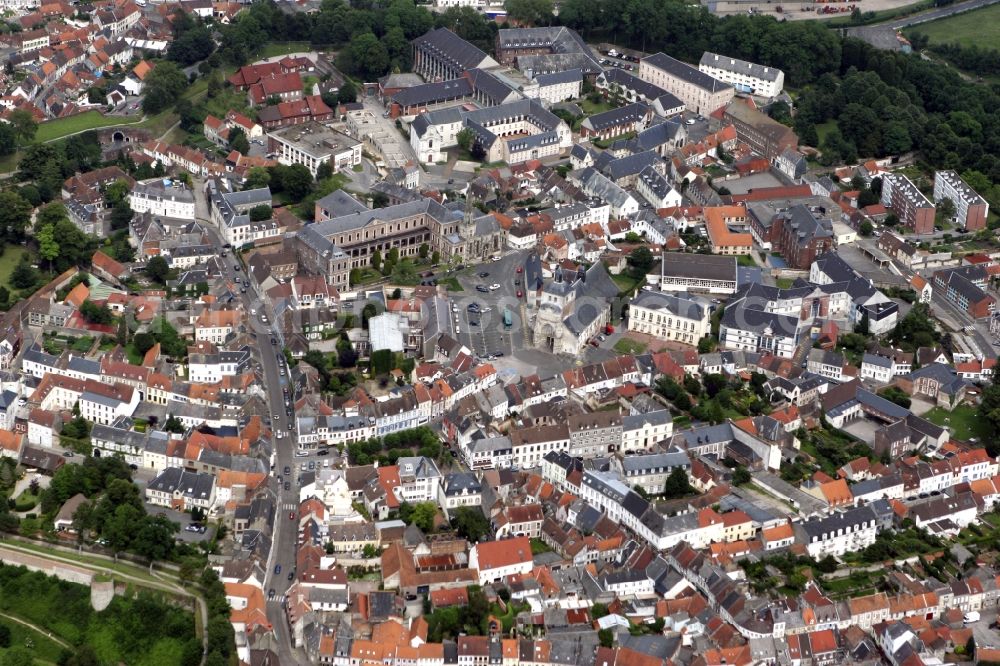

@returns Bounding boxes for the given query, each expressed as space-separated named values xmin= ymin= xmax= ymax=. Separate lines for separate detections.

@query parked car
xmin=274 ymin=564 xmax=282 ymax=574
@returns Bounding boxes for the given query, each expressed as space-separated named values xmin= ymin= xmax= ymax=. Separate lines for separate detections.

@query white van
xmin=964 ymin=611 xmax=980 ymax=624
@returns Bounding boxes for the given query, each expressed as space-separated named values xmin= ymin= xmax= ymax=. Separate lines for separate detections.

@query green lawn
xmin=736 ymin=254 xmax=757 ymax=268
xmin=613 ymin=338 xmax=647 ymax=355
xmin=36 ymin=111 xmax=144 ymax=143
xmin=815 ymin=120 xmax=837 ymax=145
xmin=906 ymin=3 xmax=1000 ymax=49
xmin=259 ymin=42 xmax=312 ymax=59
xmin=775 ymin=277 xmax=795 ymax=289
xmin=612 ymin=273 xmax=642 ymax=295
xmin=440 ymin=277 xmax=463 ymax=292
xmin=0 ymin=246 xmax=29 ymax=291
xmin=0 ymin=615 xmax=68 ymax=663
xmin=578 ymin=98 xmax=613 ymax=116
xmin=12 ymin=488 xmax=40 ymax=511
xmin=924 ymin=405 xmax=987 ymax=442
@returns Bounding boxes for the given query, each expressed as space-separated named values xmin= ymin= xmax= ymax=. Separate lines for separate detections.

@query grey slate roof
xmin=413 ymin=28 xmax=493 ymax=72
xmin=631 ymin=290 xmax=705 ymax=320
xmin=700 ymin=52 xmax=783 ymax=82
xmin=643 ymin=52 xmax=733 ymax=93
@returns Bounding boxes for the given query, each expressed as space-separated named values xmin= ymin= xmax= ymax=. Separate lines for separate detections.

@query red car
xmin=517 ymin=290 xmax=523 ymax=298
xmin=289 ymin=511 xmax=295 ymax=521
xmin=516 ymin=266 xmax=523 ymax=273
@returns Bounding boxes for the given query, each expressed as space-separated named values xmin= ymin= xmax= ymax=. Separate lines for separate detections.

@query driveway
xmin=141 ymin=502 xmax=216 ymax=544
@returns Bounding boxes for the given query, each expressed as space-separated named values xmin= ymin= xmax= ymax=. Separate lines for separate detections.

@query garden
xmin=0 ymin=564 xmax=200 ymax=666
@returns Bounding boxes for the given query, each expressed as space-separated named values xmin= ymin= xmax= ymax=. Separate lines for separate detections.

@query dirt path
xmin=0 ymin=611 xmax=72 ymax=649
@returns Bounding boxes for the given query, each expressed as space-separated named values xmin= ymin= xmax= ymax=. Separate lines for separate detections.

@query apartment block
xmin=881 ymin=173 xmax=935 ymax=235
xmin=933 ymin=170 xmax=989 ymax=231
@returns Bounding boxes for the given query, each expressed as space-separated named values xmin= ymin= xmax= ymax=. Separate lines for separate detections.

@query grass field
xmin=259 ymin=42 xmax=312 ymax=59
xmin=0 ymin=246 xmax=30 ymax=291
xmin=0 ymin=615 xmax=68 ymax=663
xmin=36 ymin=110 xmax=144 ymax=143
xmin=613 ymin=338 xmax=647 ymax=355
xmin=906 ymin=3 xmax=1000 ymax=48
xmin=815 ymin=120 xmax=837 ymax=145
xmin=924 ymin=404 xmax=987 ymax=442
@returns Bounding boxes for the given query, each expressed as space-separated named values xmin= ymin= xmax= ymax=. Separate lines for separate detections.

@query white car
xmin=489 ymin=283 xmax=500 ymax=291
xmin=251 ymin=308 xmax=257 ymax=315
xmin=294 ymin=451 xmax=308 ymax=458
xmin=276 ymin=431 xmax=284 ymax=439
xmin=481 ymin=306 xmax=492 ymax=313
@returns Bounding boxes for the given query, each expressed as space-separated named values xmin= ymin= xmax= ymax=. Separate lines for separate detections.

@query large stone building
xmin=529 ymin=263 xmax=619 ymax=355
xmin=721 ymin=100 xmax=798 ymax=161
xmin=412 ymin=28 xmax=498 ymax=82
xmin=627 ymin=290 xmax=710 ymax=347
xmin=638 ymin=52 xmax=734 ymax=115
xmin=494 ymin=27 xmax=602 ymax=78
xmin=410 ymin=99 xmax=572 ymax=165
xmin=296 ymin=195 xmax=505 ymax=290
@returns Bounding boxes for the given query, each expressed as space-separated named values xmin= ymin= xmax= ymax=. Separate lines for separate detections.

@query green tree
xmin=164 ymin=415 xmax=186 ymax=434
xmin=248 ymin=204 xmax=272 ymax=222
xmin=451 ymin=506 xmax=490 ymax=542
xmin=0 ymin=123 xmax=16 ymax=156
xmin=228 ymin=127 xmax=250 ymax=155
xmin=110 ymin=201 xmax=135 ymax=231
xmin=504 ymin=0 xmax=553 ymax=25
xmin=145 ymin=256 xmax=171 ymax=284
xmin=935 ymin=197 xmax=956 ymax=224
xmin=36 ymin=223 xmax=60 ymax=271
xmin=663 ymin=467 xmax=694 ymax=499
xmin=337 ymin=79 xmax=358 ymax=104
xmin=142 ymin=61 xmax=188 ymax=114
xmin=598 ymin=629 xmax=613 ymax=648
xmin=732 ymin=466 xmax=751 ymax=486
xmin=80 ymin=300 xmax=113 ymax=325
xmin=860 ymin=220 xmax=874 ymax=236
xmin=8 ymin=108 xmax=37 ymax=144
xmin=9 ymin=260 xmax=37 ymax=289
xmin=627 ymin=246 xmax=654 ymax=279
xmin=316 ymin=161 xmax=333 ymax=181
xmin=340 ymin=32 xmax=389 ymax=80
xmin=407 ymin=502 xmax=437 ymax=532
xmin=133 ymin=332 xmax=156 ymax=356
xmin=0 ymin=191 xmax=32 ymax=244
xmin=243 ymin=167 xmax=270 ymax=190
xmin=104 ymin=179 xmax=131 ymax=205
xmin=456 ymin=128 xmax=474 ymax=153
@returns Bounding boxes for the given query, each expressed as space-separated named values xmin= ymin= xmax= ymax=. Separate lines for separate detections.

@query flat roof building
xmin=881 ymin=173 xmax=935 ymax=235
xmin=267 ymin=122 xmax=362 ymax=176
xmin=659 ymin=253 xmax=739 ymax=295
xmin=933 ymin=170 xmax=989 ymax=232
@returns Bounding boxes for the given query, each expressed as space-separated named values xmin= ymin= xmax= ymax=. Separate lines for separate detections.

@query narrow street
xmin=192 ymin=181 xmax=305 ymax=663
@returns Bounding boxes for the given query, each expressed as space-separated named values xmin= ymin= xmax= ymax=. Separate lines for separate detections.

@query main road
xmin=888 ymin=0 xmax=999 ymax=28
xmin=193 ymin=182 xmax=305 ymax=663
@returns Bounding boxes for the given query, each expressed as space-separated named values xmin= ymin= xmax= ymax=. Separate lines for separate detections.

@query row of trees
xmin=346 ymin=426 xmax=442 ymax=466
xmin=215 ymin=1 xmax=496 ymax=82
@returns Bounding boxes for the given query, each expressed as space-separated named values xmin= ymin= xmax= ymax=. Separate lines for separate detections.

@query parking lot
xmin=448 ymin=251 xmax=540 ymax=360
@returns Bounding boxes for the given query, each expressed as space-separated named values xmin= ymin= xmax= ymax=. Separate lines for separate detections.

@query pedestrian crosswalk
xmin=282 ymin=503 xmax=298 ymax=511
